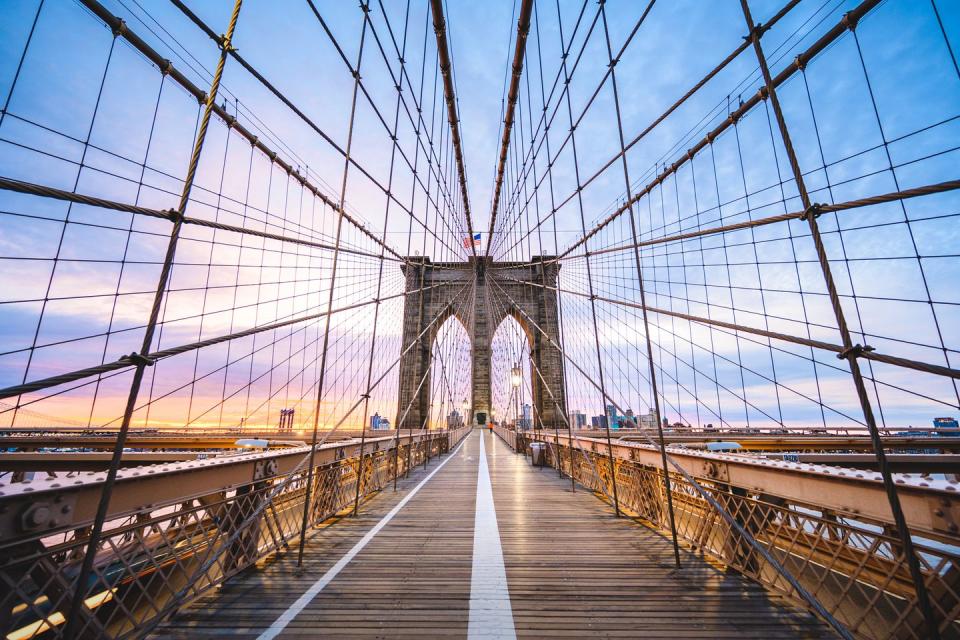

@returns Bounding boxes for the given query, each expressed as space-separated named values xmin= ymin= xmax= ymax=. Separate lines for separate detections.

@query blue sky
xmin=0 ymin=0 xmax=958 ymax=432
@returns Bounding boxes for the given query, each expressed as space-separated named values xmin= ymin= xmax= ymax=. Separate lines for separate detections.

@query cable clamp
xmin=123 ymin=352 xmax=155 ymax=367
xmin=742 ymin=22 xmax=763 ymax=43
xmin=800 ymin=203 xmax=824 ymax=221
xmin=218 ymin=35 xmax=236 ymax=53
xmin=795 ymin=53 xmax=808 ymax=72
xmin=757 ymin=85 xmax=769 ymax=101
xmin=112 ymin=19 xmax=127 ymax=38
xmin=608 ymin=57 xmax=619 ymax=68
xmin=841 ymin=11 xmax=859 ymax=32
xmin=837 ymin=344 xmax=874 ymax=361
xmin=360 ymin=393 xmax=371 ymax=399
xmin=160 ymin=59 xmax=173 ymax=76
xmin=164 ymin=208 xmax=183 ymax=223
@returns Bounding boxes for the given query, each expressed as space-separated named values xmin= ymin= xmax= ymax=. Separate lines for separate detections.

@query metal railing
xmin=0 ymin=427 xmax=471 ymax=639
xmin=494 ymin=425 xmax=960 ymax=639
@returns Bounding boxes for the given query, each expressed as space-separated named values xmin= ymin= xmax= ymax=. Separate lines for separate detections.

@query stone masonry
xmin=396 ymin=256 xmax=566 ymax=430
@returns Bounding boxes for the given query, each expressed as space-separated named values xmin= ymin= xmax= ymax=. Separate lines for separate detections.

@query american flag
xmin=462 ymin=233 xmax=481 ymax=248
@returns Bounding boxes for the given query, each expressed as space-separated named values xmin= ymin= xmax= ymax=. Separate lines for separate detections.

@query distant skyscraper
xmin=519 ymin=403 xmax=533 ymax=429
xmin=446 ymin=409 xmax=464 ymax=428
xmin=569 ymin=410 xmax=587 ymax=429
xmin=605 ymin=404 xmax=619 ymax=429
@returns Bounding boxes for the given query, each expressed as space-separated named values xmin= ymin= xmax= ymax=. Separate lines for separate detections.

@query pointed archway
xmin=397 ymin=256 xmax=566 ymax=430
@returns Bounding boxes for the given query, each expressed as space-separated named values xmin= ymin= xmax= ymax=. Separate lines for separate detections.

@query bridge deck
xmin=155 ymin=429 xmax=830 ymax=639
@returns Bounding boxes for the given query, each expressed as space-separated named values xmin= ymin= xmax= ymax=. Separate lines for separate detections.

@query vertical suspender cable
xmin=63 ymin=0 xmax=246 ymax=635
xmin=737 ymin=1 xmax=939 ymax=636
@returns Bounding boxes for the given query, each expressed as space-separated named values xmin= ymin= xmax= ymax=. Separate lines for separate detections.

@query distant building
xmin=370 ymin=412 xmax=390 ymax=430
xmin=446 ymin=409 xmax=464 ymax=428
xmin=605 ymin=404 xmax=618 ymax=429
xmin=591 ymin=415 xmax=607 ymax=429
xmin=569 ymin=410 xmax=587 ymax=428
xmin=519 ymin=403 xmax=533 ymax=430
xmin=934 ymin=417 xmax=959 ymax=432
xmin=639 ymin=410 xmax=657 ymax=429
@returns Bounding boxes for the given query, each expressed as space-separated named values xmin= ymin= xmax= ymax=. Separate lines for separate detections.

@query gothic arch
xmin=397 ymin=256 xmax=566 ymax=430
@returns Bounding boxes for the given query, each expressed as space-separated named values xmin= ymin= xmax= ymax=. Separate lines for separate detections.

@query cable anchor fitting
xmin=742 ymin=22 xmax=764 ymax=43
xmin=836 ymin=344 xmax=874 ymax=361
xmin=218 ymin=35 xmax=236 ymax=53
xmin=841 ymin=11 xmax=860 ymax=32
xmin=112 ymin=19 xmax=127 ymax=39
xmin=800 ymin=203 xmax=825 ymax=221
xmin=123 ymin=352 xmax=156 ymax=367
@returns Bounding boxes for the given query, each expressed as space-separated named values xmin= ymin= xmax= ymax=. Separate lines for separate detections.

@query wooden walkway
xmin=154 ymin=429 xmax=832 ymax=639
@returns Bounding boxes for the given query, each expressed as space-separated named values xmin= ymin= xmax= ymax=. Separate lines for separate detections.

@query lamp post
xmin=461 ymin=398 xmax=469 ymax=427
xmin=511 ymin=363 xmax=521 ymax=430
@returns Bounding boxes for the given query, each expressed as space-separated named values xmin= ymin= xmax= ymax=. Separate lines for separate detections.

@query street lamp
xmin=511 ymin=363 xmax=522 ymax=430
xmin=461 ymin=398 xmax=469 ymax=425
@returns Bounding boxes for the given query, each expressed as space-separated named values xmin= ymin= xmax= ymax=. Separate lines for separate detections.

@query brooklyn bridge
xmin=0 ymin=0 xmax=958 ymax=637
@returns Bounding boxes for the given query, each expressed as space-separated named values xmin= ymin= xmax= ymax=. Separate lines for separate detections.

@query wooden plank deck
xmin=153 ymin=429 xmax=832 ymax=639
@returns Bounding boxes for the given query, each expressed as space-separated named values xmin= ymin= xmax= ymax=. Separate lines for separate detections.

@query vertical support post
xmin=738 ymin=1 xmax=938 ymax=636
xmin=63 ymin=1 xmax=245 ymax=634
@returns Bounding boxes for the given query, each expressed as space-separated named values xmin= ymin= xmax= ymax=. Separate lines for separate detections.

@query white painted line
xmin=257 ymin=436 xmax=469 ymax=639
xmin=468 ymin=431 xmax=517 ymax=639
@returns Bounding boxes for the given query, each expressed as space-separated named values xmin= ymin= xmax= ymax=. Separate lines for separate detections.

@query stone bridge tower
xmin=397 ymin=256 xmax=566 ymax=430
